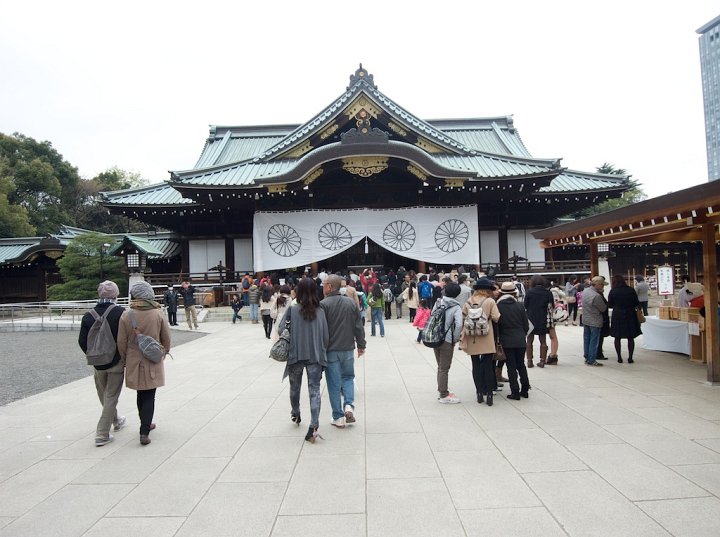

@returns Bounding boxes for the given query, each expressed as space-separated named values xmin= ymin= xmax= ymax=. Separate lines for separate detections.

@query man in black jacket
xmin=163 ymin=285 xmax=179 ymax=326
xmin=178 ymin=280 xmax=199 ymax=329
xmin=78 ymin=280 xmax=126 ymax=446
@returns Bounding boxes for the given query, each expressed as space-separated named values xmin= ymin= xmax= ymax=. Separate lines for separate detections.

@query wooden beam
xmin=589 ymin=242 xmax=599 ymax=277
xmin=701 ymin=223 xmax=720 ymax=383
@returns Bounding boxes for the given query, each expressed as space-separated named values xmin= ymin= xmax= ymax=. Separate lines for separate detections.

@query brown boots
xmin=546 ymin=355 xmax=559 ymax=365
xmin=537 ymin=345 xmax=548 ymax=368
xmin=496 ymin=367 xmax=509 ymax=384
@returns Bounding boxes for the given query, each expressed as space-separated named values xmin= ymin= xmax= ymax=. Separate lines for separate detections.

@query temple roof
xmin=103 ymin=65 xmax=630 ymax=212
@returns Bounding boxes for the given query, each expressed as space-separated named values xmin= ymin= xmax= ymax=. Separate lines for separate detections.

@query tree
xmin=0 ymin=133 xmax=80 ymax=236
xmin=47 ymin=233 xmax=126 ymax=300
xmin=569 ymin=162 xmax=647 ymax=219
xmin=71 ymin=167 xmax=149 ymax=233
xmin=0 ymin=166 xmax=35 ymax=237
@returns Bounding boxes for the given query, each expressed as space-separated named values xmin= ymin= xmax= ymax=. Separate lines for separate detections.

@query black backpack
xmin=421 ymin=303 xmax=456 ymax=348
xmin=85 ymin=305 xmax=118 ymax=366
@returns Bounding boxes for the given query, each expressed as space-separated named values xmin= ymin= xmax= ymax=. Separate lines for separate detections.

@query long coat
xmin=118 ymin=306 xmax=171 ymax=391
xmin=524 ymin=286 xmax=554 ymax=335
xmin=460 ymin=293 xmax=500 ymax=356
xmin=608 ymin=285 xmax=642 ymax=339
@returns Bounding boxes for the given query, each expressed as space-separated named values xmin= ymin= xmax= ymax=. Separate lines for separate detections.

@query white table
xmin=641 ymin=316 xmax=690 ymax=355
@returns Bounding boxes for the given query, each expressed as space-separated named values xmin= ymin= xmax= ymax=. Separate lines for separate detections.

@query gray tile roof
xmin=102 ymin=182 xmax=197 ymax=206
xmin=538 ymin=170 xmax=628 ymax=194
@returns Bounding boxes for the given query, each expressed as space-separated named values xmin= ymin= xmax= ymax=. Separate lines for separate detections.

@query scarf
xmin=130 ymin=299 xmax=161 ymax=310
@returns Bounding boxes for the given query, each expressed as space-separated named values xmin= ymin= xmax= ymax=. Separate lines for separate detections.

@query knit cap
xmin=130 ymin=281 xmax=155 ymax=300
xmin=97 ymin=280 xmax=119 ymax=299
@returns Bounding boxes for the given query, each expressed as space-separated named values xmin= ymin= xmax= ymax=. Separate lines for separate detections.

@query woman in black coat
xmin=497 ymin=282 xmax=531 ymax=399
xmin=524 ymin=275 xmax=554 ymax=368
xmin=608 ymin=274 xmax=642 ymax=363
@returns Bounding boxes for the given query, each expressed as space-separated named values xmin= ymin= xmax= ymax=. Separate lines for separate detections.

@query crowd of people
xmin=78 ymin=266 xmax=646 ymax=447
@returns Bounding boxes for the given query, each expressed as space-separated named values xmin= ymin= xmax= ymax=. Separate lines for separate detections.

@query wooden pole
xmin=589 ymin=243 xmax=599 ymax=277
xmin=701 ymin=222 xmax=720 ymax=384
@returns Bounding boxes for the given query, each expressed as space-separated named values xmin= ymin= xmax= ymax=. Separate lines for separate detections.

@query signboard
xmin=657 ymin=266 xmax=674 ymax=296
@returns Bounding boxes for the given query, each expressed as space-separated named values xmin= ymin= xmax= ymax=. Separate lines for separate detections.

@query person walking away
xmin=413 ymin=299 xmax=431 ymax=343
xmin=393 ymin=280 xmax=404 ymax=319
xmin=634 ymin=275 xmax=650 ymax=316
xmin=259 ymin=284 xmax=275 ymax=338
xmin=247 ymin=284 xmax=261 ymax=323
xmin=241 ymin=272 xmax=253 ymax=306
xmin=512 ymin=275 xmax=526 ymax=301
xmin=581 ymin=276 xmax=608 ymax=366
xmin=383 ymin=283 xmax=394 ymax=320
xmin=496 ymin=281 xmax=530 ymax=399
xmin=368 ymin=283 xmax=385 ymax=337
xmin=355 ymin=280 xmax=368 ymax=326
xmin=163 ymin=285 xmax=179 ymax=326
xmin=230 ymin=295 xmax=243 ymax=324
xmin=565 ymin=277 xmax=580 ymax=325
xmin=270 ymin=285 xmax=292 ymax=342
xmin=278 ymin=278 xmax=329 ymax=443
xmin=178 ymin=280 xmax=199 ymax=330
xmin=456 ymin=274 xmax=473 ymax=307
xmin=78 ymin=280 xmax=126 ymax=446
xmin=417 ymin=275 xmax=433 ymax=307
xmin=608 ymin=274 xmax=642 ymax=363
xmin=460 ymin=278 xmax=501 ymax=406
xmin=117 ymin=281 xmax=171 ymax=445
xmin=524 ymin=275 xmax=554 ymax=368
xmin=403 ymin=281 xmax=419 ymax=322
xmin=321 ymin=275 xmax=366 ymax=428
xmin=433 ymin=283 xmax=465 ymax=403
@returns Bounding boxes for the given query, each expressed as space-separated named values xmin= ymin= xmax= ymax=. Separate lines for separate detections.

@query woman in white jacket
xmin=270 ymin=285 xmax=292 ymax=343
xmin=402 ymin=281 xmax=419 ymax=323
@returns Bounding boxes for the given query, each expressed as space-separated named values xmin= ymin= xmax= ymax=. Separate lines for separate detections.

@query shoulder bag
xmin=270 ymin=307 xmax=291 ymax=362
xmin=635 ymin=307 xmax=646 ymax=324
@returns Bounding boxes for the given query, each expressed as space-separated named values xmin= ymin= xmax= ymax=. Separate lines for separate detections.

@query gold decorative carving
xmin=388 ymin=121 xmax=408 ymax=137
xmin=344 ymin=96 xmax=381 ymax=120
xmin=444 ymin=178 xmax=465 ymax=188
xmin=304 ymin=167 xmax=323 ymax=186
xmin=320 ymin=123 xmax=339 ymax=140
xmin=342 ymin=157 xmax=388 ymax=178
xmin=283 ymin=141 xmax=313 ymax=158
xmin=407 ymin=164 xmax=427 ymax=182
xmin=416 ymin=137 xmax=444 ymax=154
xmin=267 ymin=184 xmax=288 ymax=193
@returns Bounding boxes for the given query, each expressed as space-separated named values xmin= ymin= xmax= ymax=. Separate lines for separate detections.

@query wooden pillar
xmin=498 ymin=228 xmax=509 ymax=272
xmin=701 ymin=223 xmax=720 ymax=384
xmin=225 ymin=238 xmax=235 ymax=281
xmin=418 ymin=261 xmax=426 ymax=274
xmin=589 ymin=242 xmax=599 ymax=277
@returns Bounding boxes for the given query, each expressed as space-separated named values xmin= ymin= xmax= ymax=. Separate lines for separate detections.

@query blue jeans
xmin=249 ymin=303 xmax=259 ymax=321
xmin=583 ymin=325 xmax=601 ymax=363
xmin=325 ymin=350 xmax=355 ymax=420
xmin=371 ymin=307 xmax=384 ymax=336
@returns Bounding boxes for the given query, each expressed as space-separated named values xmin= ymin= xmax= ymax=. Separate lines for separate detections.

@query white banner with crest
xmin=252 ymin=205 xmax=479 ymax=272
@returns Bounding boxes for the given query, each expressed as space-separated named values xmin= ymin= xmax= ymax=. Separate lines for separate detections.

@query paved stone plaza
xmin=1 ymin=319 xmax=720 ymax=536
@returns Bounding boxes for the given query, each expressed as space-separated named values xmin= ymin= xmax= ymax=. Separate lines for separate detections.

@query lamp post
xmin=100 ymin=243 xmax=110 ymax=280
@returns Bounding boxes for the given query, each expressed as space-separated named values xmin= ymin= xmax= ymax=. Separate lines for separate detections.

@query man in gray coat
xmin=582 ymin=276 xmax=608 ymax=366
xmin=321 ymin=274 xmax=366 ymax=428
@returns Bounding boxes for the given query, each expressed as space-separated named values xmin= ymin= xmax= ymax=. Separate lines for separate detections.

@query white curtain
xmin=253 ymin=206 xmax=479 ymax=272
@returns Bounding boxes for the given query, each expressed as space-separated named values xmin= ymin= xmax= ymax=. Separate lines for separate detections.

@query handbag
xmin=270 ymin=308 xmax=291 ymax=362
xmin=128 ymin=310 xmax=168 ymax=364
xmin=636 ymin=307 xmax=646 ymax=324
xmin=565 ymin=296 xmax=576 ymax=304
xmin=495 ymin=341 xmax=507 ymax=362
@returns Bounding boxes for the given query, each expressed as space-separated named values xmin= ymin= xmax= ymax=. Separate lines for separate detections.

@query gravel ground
xmin=0 ymin=329 xmax=206 ymax=406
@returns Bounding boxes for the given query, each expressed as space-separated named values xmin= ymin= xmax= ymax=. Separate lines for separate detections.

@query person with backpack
xmin=429 ymin=282 xmax=464 ymax=403
xmin=460 ymin=278 xmax=501 ymax=406
xmin=495 ymin=281 xmax=531 ymax=399
xmin=117 ymin=281 xmax=171 ymax=446
xmin=78 ymin=280 xmax=127 ymax=447
xmin=241 ymin=272 xmax=253 ymax=306
xmin=368 ymin=283 xmax=385 ymax=337
xmin=382 ymin=284 xmax=394 ymax=320
xmin=417 ymin=275 xmax=432 ymax=305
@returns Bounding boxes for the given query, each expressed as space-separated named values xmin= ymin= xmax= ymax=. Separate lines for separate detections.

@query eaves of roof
xmin=535 ymin=170 xmax=629 ymax=194
xmin=102 ymin=182 xmax=198 ymax=207
xmin=170 ymin=141 xmax=561 ymax=188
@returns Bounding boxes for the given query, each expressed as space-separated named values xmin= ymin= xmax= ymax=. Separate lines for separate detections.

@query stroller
xmin=553 ymin=302 xmax=569 ymax=324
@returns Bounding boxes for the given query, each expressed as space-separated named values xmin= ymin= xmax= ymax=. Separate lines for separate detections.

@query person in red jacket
xmin=359 ymin=268 xmax=377 ymax=294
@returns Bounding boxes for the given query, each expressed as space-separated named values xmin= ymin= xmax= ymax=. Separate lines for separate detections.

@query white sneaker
xmin=438 ymin=393 xmax=461 ymax=404
xmin=114 ymin=416 xmax=127 ymax=431
xmin=331 ymin=417 xmax=346 ymax=428
xmin=95 ymin=435 xmax=114 ymax=447
xmin=344 ymin=404 xmax=356 ymax=424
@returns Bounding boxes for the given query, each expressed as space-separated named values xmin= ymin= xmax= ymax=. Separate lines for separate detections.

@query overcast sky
xmin=1 ymin=1 xmax=718 ymax=199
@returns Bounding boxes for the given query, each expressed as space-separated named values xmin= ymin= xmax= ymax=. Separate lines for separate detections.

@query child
xmin=412 ymin=299 xmax=431 ymax=343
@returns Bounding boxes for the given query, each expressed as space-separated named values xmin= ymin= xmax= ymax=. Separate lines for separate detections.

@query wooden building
xmin=102 ymin=65 xmax=630 ymax=278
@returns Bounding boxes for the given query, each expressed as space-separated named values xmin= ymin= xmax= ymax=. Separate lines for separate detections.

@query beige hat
xmin=499 ymin=281 xmax=518 ymax=295
xmin=591 ymin=276 xmax=609 ymax=286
